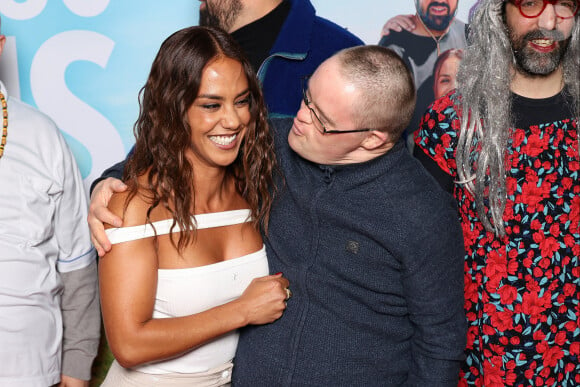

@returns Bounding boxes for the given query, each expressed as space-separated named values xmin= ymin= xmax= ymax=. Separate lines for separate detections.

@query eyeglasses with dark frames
xmin=511 ymin=0 xmax=579 ymax=19
xmin=300 ymin=76 xmax=372 ymax=135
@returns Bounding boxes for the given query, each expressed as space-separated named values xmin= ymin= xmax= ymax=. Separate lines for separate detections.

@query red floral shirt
xmin=415 ymin=91 xmax=579 ymax=387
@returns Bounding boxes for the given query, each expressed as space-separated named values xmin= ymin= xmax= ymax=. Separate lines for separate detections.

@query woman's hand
xmin=236 ymin=273 xmax=290 ymax=325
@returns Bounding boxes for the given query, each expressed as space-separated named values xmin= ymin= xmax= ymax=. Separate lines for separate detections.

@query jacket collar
xmin=269 ymin=0 xmax=315 ymax=57
xmin=305 ymin=140 xmax=407 ymax=189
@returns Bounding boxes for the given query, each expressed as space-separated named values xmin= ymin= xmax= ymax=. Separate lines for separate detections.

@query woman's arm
xmin=99 ymin=193 xmax=289 ymax=368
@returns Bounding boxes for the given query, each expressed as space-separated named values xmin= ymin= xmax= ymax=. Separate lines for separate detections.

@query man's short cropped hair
xmin=337 ymin=45 xmax=416 ymax=141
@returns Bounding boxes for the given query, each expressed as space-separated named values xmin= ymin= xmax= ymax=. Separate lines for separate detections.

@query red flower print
xmin=506 ymin=176 xmax=517 ymax=196
xmin=522 ymin=291 xmax=550 ymax=323
xmin=542 ymin=345 xmax=564 ymax=368
xmin=489 ymin=343 xmax=506 ymax=356
xmin=533 ymin=330 xmax=546 ymax=341
xmin=570 ymin=196 xmax=580 ymax=233
xmin=490 ymin=309 xmax=514 ymax=332
xmin=441 ymin=133 xmax=451 ymax=149
xmin=538 ymin=257 xmax=551 ymax=269
xmin=483 ymin=359 xmax=506 ymax=387
xmin=485 ymin=250 xmax=507 ymax=290
xmin=524 ymin=132 xmax=549 ymax=157
xmin=536 ymin=340 xmax=549 ymax=354
xmin=539 ymin=236 xmax=559 ymax=258
xmin=548 ymin=223 xmax=560 ymax=237
xmin=512 ymin=128 xmax=526 ymax=148
xmin=483 ymin=324 xmax=497 ymax=336
xmin=525 ymin=368 xmax=535 ymax=380
xmin=505 ymin=370 xmax=517 ymax=386
xmin=570 ymin=341 xmax=580 ymax=355
xmin=498 ymin=284 xmax=518 ymax=305
xmin=563 ymin=283 xmax=576 ymax=297
xmin=464 ymin=276 xmax=479 ymax=305
xmin=428 ymin=118 xmax=436 ymax=130
xmin=561 ymin=177 xmax=573 ymax=190
xmin=521 ymin=181 xmax=550 ymax=213
xmin=563 ymin=234 xmax=575 ymax=248
xmin=530 ymin=219 xmax=542 ymax=230
xmin=554 ymin=331 xmax=567 ymax=346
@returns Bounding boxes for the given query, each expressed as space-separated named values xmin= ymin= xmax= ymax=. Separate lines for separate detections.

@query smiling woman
xmin=97 ymin=26 xmax=290 ymax=386
xmin=433 ymin=48 xmax=463 ymax=99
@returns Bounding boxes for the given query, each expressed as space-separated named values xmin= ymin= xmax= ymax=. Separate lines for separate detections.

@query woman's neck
xmin=191 ymin=167 xmax=238 ymax=214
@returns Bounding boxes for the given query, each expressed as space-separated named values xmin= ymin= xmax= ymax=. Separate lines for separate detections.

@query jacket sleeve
xmin=89 ymin=159 xmax=126 ymax=195
xmin=403 ymin=192 xmax=466 ymax=386
xmin=413 ymin=145 xmax=455 ymax=194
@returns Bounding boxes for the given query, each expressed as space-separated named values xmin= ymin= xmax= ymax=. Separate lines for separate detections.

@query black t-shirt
xmin=230 ymin=0 xmax=290 ymax=73
xmin=414 ymin=89 xmax=576 ymax=194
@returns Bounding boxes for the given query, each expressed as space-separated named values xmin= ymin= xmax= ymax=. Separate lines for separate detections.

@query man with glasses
xmin=233 ymin=46 xmax=466 ymax=386
xmin=415 ymin=0 xmax=579 ymax=384
xmin=88 ymin=45 xmax=467 ymax=385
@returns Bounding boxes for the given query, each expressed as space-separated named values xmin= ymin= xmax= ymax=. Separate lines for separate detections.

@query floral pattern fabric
xmin=415 ymin=93 xmax=579 ymax=387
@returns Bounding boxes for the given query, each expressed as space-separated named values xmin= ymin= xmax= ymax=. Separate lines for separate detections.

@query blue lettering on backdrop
xmin=0 ymin=0 xmax=475 ymax=191
xmin=0 ymin=0 xmax=195 ymax=190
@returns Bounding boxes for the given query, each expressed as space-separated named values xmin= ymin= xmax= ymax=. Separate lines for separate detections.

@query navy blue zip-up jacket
xmin=233 ymin=118 xmax=467 ymax=386
xmin=258 ymin=0 xmax=363 ymax=117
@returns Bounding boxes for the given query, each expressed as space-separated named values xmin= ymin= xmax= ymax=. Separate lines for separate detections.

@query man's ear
xmin=360 ymin=129 xmax=390 ymax=151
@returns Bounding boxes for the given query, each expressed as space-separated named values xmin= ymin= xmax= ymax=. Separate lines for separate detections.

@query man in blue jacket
xmin=233 ymin=45 xmax=466 ymax=386
xmin=199 ymin=0 xmax=363 ymax=117
xmin=89 ymin=45 xmax=467 ymax=385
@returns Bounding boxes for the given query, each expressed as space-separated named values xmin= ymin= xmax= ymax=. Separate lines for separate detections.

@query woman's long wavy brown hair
xmin=123 ymin=26 xmax=277 ymax=252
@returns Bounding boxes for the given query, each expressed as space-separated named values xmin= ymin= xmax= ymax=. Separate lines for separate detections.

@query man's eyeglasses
xmin=301 ymin=76 xmax=371 ymax=135
xmin=511 ymin=0 xmax=579 ymax=19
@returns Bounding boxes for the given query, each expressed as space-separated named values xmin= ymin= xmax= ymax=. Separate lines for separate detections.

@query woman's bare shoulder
xmin=107 ymin=179 xmax=153 ymax=228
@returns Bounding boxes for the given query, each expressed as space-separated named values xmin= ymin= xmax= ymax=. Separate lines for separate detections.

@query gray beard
xmin=511 ymin=29 xmax=569 ymax=76
xmin=198 ymin=0 xmax=242 ymax=32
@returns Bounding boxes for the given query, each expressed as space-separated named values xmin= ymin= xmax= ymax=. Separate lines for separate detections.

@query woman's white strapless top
xmin=105 ymin=209 xmax=269 ymax=375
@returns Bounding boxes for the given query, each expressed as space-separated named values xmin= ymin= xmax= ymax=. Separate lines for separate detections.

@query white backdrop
xmin=0 ymin=0 xmax=477 ymax=191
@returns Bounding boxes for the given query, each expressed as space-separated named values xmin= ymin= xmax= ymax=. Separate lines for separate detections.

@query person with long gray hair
xmin=414 ymin=0 xmax=579 ymax=385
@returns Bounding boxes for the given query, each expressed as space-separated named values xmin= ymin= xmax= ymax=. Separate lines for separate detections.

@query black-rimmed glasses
xmin=300 ymin=76 xmax=372 ymax=135
xmin=512 ymin=0 xmax=579 ymax=19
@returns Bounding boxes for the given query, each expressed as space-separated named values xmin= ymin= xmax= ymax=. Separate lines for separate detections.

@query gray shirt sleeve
xmin=60 ymin=260 xmax=100 ymax=380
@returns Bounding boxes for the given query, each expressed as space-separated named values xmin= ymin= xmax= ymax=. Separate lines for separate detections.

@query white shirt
xmin=0 ymin=82 xmax=97 ymax=387
xmin=106 ymin=209 xmax=269 ymax=374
